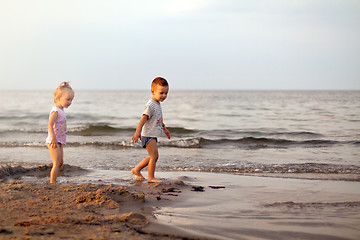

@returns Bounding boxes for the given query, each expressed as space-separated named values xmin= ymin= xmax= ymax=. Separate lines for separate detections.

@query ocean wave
xmin=167 ymin=163 xmax=360 ymax=174
xmin=0 ymin=125 xmax=199 ymax=135
xmin=70 ymin=125 xmax=200 ymax=136
xmin=0 ymin=141 xmax=136 ymax=148
xmin=0 ymin=136 xmax=358 ymax=149
xmin=70 ymin=125 xmax=134 ymax=136
xmin=0 ymin=142 xmax=45 ymax=147
xmin=1 ymin=124 xmax=326 ymax=139
xmin=196 ymin=137 xmax=354 ymax=149
xmin=230 ymin=130 xmax=323 ymax=137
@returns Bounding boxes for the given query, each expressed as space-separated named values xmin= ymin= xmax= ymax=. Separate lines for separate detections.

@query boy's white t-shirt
xmin=141 ymin=99 xmax=163 ymax=137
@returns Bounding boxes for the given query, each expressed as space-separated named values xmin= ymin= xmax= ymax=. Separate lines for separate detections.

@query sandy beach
xmin=1 ymin=164 xmax=360 ymax=240
xmin=0 ymin=165 xmax=205 ymax=240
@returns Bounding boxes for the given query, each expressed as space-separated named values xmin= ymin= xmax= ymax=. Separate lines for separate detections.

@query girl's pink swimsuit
xmin=46 ymin=107 xmax=67 ymax=144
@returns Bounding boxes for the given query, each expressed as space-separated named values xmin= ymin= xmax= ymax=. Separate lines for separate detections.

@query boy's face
xmin=151 ymin=85 xmax=169 ymax=102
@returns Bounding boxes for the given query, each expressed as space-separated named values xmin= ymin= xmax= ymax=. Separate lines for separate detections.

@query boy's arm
xmin=48 ymin=111 xmax=59 ymax=149
xmin=132 ymin=115 xmax=148 ymax=143
xmin=161 ymin=117 xmax=171 ymax=139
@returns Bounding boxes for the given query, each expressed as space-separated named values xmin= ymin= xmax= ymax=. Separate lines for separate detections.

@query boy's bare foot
xmin=131 ymin=168 xmax=145 ymax=180
xmin=148 ymin=178 xmax=162 ymax=183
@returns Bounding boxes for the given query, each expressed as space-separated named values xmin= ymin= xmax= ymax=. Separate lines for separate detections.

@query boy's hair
xmin=151 ymin=77 xmax=168 ymax=90
xmin=53 ymin=82 xmax=73 ymax=103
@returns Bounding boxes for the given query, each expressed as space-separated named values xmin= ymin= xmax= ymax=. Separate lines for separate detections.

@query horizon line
xmin=0 ymin=88 xmax=359 ymax=91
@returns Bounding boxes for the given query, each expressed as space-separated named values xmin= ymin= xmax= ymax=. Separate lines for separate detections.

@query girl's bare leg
xmin=47 ymin=144 xmax=64 ymax=184
xmin=146 ymin=139 xmax=161 ymax=182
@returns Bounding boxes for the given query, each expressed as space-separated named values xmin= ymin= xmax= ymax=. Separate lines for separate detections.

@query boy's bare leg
xmin=146 ymin=139 xmax=162 ymax=182
xmin=131 ymin=157 xmax=149 ymax=180
xmin=47 ymin=144 xmax=64 ymax=184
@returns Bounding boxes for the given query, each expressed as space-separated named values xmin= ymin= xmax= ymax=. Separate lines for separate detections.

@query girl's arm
xmin=132 ymin=115 xmax=148 ymax=143
xmin=48 ymin=111 xmax=59 ymax=149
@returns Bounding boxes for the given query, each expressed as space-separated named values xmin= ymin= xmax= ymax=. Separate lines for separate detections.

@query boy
xmin=131 ymin=77 xmax=171 ymax=182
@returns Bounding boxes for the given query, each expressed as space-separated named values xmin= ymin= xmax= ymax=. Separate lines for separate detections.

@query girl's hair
xmin=53 ymin=82 xmax=73 ymax=103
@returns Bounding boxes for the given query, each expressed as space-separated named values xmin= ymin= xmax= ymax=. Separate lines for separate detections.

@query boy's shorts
xmin=141 ymin=136 xmax=157 ymax=148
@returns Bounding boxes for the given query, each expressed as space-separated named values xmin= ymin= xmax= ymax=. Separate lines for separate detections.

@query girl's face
xmin=56 ymin=90 xmax=74 ymax=109
xmin=151 ymin=85 xmax=169 ymax=102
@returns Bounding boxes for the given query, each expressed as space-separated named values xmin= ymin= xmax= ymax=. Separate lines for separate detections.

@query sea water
xmin=0 ymin=90 xmax=359 ymax=178
xmin=1 ymin=90 xmax=360 ymax=239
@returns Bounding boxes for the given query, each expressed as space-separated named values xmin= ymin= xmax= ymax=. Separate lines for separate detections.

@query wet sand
xmin=154 ymin=172 xmax=360 ymax=240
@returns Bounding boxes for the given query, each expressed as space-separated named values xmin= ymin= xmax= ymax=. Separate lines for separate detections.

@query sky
xmin=0 ymin=0 xmax=359 ymax=90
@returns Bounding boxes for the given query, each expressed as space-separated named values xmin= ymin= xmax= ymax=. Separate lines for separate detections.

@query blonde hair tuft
xmin=53 ymin=82 xmax=73 ymax=103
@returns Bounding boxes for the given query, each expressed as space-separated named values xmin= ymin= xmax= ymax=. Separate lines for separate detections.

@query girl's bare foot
xmin=131 ymin=168 xmax=145 ymax=180
xmin=148 ymin=178 xmax=162 ymax=183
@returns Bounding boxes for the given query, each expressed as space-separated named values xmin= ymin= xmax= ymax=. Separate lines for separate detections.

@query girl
xmin=46 ymin=82 xmax=74 ymax=184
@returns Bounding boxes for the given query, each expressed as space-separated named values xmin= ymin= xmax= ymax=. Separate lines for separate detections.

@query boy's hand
xmin=132 ymin=115 xmax=148 ymax=143
xmin=163 ymin=127 xmax=171 ymax=139
xmin=132 ymin=132 xmax=141 ymax=143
